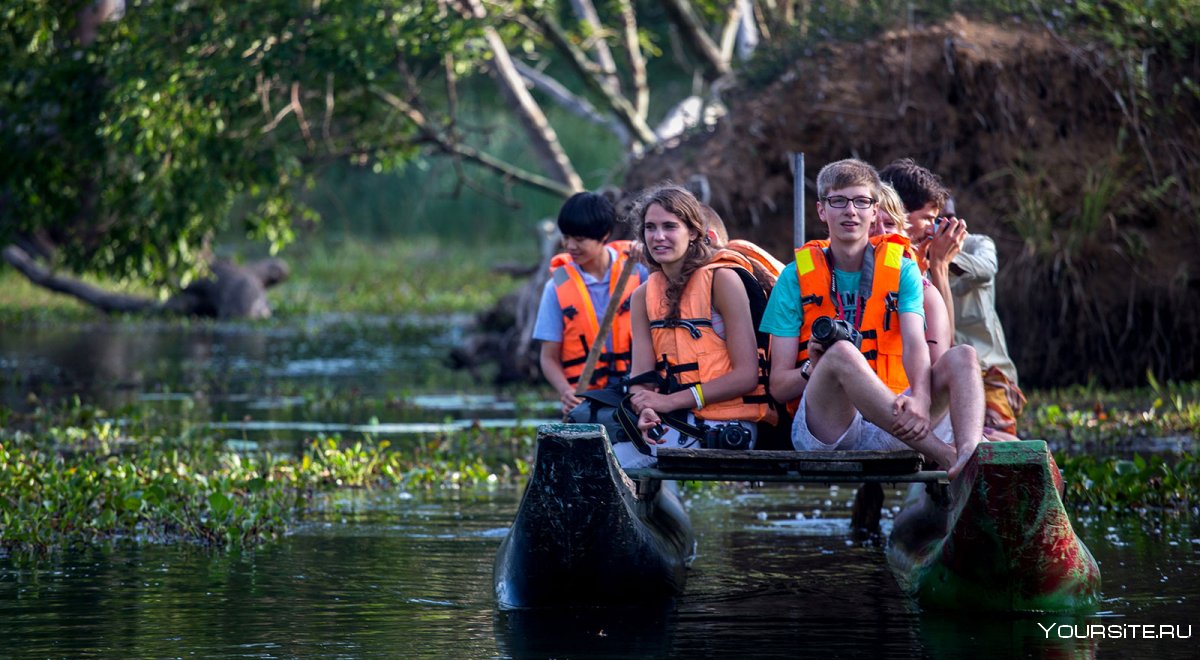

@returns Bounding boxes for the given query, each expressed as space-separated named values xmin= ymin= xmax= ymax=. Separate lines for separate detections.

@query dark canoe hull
xmin=887 ymin=440 xmax=1101 ymax=612
xmin=494 ymin=424 xmax=695 ymax=608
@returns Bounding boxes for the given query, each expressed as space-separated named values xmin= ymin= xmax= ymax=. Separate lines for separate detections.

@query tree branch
xmin=2 ymin=244 xmax=160 ymax=315
xmin=371 ymin=86 xmax=576 ymax=198
xmin=458 ymin=0 xmax=583 ymax=191
xmin=661 ymin=0 xmax=731 ymax=80
xmin=529 ymin=8 xmax=657 ymax=145
xmin=567 ymin=0 xmax=622 ymax=97
xmin=514 ymin=61 xmax=630 ymax=146
xmin=614 ymin=0 xmax=649 ymax=121
xmin=719 ymin=2 xmax=742 ymax=65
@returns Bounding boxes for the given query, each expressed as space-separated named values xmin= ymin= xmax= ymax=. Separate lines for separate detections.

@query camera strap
xmin=615 ymin=393 xmax=712 ymax=454
xmin=824 ymin=246 xmax=875 ymax=330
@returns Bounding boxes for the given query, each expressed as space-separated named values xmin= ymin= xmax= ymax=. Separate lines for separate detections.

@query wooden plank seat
xmin=624 ymin=448 xmax=948 ymax=483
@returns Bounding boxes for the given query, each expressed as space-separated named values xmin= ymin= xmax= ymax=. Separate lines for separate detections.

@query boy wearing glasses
xmin=761 ymin=159 xmax=984 ymax=478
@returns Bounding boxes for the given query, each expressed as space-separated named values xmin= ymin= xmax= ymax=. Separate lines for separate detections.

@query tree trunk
xmin=2 ymin=244 xmax=288 ymax=319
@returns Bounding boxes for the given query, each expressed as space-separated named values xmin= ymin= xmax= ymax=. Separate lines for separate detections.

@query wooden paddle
xmin=574 ymin=251 xmax=639 ymax=396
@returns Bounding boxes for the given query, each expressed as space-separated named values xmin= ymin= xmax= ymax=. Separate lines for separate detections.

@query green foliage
xmin=1059 ymin=452 xmax=1200 ymax=508
xmin=0 ymin=399 xmax=536 ymax=554
xmin=1 ymin=1 xmax=488 ymax=288
xmin=1024 ymin=379 xmax=1200 ymax=449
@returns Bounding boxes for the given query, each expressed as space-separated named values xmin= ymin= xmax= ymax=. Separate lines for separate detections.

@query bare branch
xmin=660 ymin=0 xmax=731 ymax=80
xmin=291 ymin=82 xmax=316 ymax=150
xmin=529 ymin=9 xmax=657 ymax=145
xmin=514 ymin=61 xmax=630 ymax=146
xmin=719 ymin=2 xmax=742 ymax=65
xmin=322 ymin=73 xmax=335 ymax=150
xmin=2 ymin=244 xmax=160 ymax=315
xmin=615 ymin=0 xmax=649 ymax=121
xmin=371 ymin=86 xmax=576 ymax=198
xmin=567 ymin=0 xmax=622 ymax=96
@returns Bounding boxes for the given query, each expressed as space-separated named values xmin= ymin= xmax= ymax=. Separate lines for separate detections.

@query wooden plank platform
xmin=623 ymin=448 xmax=948 ymax=483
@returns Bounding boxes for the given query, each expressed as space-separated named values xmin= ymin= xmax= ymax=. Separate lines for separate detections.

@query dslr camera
xmin=811 ymin=315 xmax=863 ymax=350
xmin=701 ymin=423 xmax=753 ymax=450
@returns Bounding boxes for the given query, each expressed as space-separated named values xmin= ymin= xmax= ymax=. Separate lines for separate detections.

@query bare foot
xmin=947 ymin=442 xmax=978 ymax=480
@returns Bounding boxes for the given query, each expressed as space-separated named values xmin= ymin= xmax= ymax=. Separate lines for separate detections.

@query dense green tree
xmin=1 ymin=0 xmax=771 ymax=308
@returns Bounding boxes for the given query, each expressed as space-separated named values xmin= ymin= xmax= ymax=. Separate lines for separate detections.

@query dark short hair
xmin=557 ymin=192 xmax=616 ymax=241
xmin=878 ymin=158 xmax=950 ymax=214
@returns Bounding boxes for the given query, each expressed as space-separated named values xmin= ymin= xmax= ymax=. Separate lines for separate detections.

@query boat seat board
xmin=624 ymin=448 xmax=948 ymax=483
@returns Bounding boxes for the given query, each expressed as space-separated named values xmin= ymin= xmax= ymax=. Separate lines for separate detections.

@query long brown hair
xmin=632 ymin=185 xmax=713 ymax=320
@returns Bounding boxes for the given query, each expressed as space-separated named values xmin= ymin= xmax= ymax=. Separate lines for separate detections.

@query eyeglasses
xmin=822 ymin=196 xmax=876 ymax=209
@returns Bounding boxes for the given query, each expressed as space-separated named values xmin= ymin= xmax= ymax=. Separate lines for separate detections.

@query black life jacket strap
xmin=649 ymin=317 xmax=713 ymax=340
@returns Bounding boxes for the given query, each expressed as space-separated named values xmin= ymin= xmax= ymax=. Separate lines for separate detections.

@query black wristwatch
xmin=800 ymin=359 xmax=812 ymax=380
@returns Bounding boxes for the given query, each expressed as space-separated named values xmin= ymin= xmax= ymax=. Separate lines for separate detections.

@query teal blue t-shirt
xmin=759 ymin=257 xmax=924 ymax=337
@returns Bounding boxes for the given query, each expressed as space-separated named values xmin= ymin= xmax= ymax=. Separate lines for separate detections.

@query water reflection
xmin=0 ymin=317 xmax=471 ymax=411
xmin=1 ymin=485 xmax=1197 ymax=658
xmin=0 ymin=318 xmax=559 ymax=445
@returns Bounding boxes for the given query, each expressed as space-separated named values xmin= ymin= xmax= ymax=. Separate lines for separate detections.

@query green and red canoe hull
xmin=888 ymin=440 xmax=1101 ymax=612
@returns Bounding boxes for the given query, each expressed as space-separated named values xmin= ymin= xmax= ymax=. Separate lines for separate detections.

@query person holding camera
xmin=624 ymin=185 xmax=776 ymax=461
xmin=880 ymin=160 xmax=1025 ymax=437
xmin=761 ymin=159 xmax=984 ymax=479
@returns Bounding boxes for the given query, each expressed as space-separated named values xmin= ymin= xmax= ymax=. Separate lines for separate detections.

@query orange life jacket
xmin=794 ymin=234 xmax=911 ymax=395
xmin=645 ymin=249 xmax=777 ymax=424
xmin=549 ymin=240 xmax=643 ymax=389
xmin=725 ymin=239 xmax=784 ymax=282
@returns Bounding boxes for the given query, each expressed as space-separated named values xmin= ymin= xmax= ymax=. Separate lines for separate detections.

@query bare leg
xmin=931 ymin=344 xmax=984 ymax=479
xmin=807 ymin=342 xmax=957 ymax=469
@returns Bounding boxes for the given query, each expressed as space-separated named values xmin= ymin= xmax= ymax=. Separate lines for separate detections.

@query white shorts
xmin=791 ymin=391 xmax=952 ymax=451
xmin=613 ymin=412 xmax=757 ymax=469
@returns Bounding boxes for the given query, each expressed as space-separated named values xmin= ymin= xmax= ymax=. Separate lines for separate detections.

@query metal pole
xmin=791 ymin=152 xmax=805 ymax=249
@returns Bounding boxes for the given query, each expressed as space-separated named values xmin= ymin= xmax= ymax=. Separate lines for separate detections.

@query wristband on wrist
xmin=800 ymin=360 xmax=812 ymax=380
xmin=690 ymin=384 xmax=704 ymax=409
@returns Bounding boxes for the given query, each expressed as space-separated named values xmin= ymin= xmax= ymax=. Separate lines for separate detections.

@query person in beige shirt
xmin=880 ymin=160 xmax=1026 ymax=436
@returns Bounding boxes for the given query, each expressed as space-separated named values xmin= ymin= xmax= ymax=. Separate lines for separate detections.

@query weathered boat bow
xmin=887 ymin=440 xmax=1101 ymax=612
xmin=494 ymin=424 xmax=695 ymax=608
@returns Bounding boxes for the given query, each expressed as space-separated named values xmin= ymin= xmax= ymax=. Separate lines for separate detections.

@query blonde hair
xmin=815 ymin=158 xmax=882 ymax=199
xmin=876 ymin=183 xmax=909 ymax=237
xmin=633 ymin=185 xmax=713 ymax=320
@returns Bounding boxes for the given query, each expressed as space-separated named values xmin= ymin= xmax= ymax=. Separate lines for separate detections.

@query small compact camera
xmin=811 ymin=315 xmax=863 ymax=350
xmin=702 ymin=423 xmax=753 ymax=450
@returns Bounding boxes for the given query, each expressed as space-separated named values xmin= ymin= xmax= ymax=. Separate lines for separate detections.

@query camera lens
xmin=811 ymin=316 xmax=834 ymax=342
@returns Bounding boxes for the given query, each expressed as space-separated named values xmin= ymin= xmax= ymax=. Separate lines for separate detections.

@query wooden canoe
xmin=887 ymin=440 xmax=1102 ymax=612
xmin=493 ymin=423 xmax=695 ymax=608
xmin=495 ymin=426 xmax=1100 ymax=613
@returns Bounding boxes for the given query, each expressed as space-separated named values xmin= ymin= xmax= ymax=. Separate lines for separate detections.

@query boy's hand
xmin=806 ymin=338 xmax=828 ymax=368
xmin=559 ymin=388 xmax=582 ymax=418
xmin=637 ymin=408 xmax=665 ymax=444
xmin=891 ymin=392 xmax=931 ymax=443
xmin=927 ymin=217 xmax=966 ymax=266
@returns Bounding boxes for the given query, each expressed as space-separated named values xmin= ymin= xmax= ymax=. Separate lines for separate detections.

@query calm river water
xmin=1 ymin=319 xmax=1197 ymax=658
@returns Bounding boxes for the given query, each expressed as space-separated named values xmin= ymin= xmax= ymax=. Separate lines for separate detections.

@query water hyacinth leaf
xmin=1113 ymin=460 xmax=1138 ymax=476
xmin=208 ymin=492 xmax=233 ymax=518
xmin=145 ymin=484 xmax=166 ymax=505
xmin=123 ymin=493 xmax=142 ymax=511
